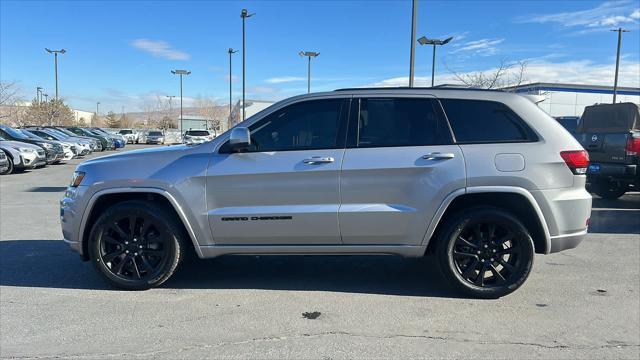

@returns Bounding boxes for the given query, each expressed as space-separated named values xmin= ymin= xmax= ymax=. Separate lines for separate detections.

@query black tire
xmin=1 ymin=155 xmax=14 ymax=174
xmin=591 ymin=180 xmax=627 ymax=199
xmin=435 ymin=207 xmax=534 ymax=299
xmin=88 ymin=200 xmax=188 ymax=290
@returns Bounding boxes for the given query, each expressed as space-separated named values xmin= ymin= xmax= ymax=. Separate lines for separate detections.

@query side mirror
xmin=228 ymin=127 xmax=251 ymax=152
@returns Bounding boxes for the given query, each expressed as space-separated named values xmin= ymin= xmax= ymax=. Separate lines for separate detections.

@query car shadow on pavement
xmin=0 ymin=239 xmax=459 ymax=297
xmin=589 ymin=193 xmax=640 ymax=234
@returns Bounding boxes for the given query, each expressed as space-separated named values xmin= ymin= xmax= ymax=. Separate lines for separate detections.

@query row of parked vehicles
xmin=0 ymin=124 xmax=126 ymax=175
xmin=116 ymin=128 xmax=216 ymax=145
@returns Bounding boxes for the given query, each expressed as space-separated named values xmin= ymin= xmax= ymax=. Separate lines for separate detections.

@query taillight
xmin=560 ymin=150 xmax=589 ymax=174
xmin=626 ymin=137 xmax=640 ymax=156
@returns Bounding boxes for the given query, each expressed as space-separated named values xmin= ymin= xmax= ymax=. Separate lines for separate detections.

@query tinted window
xmin=440 ymin=99 xmax=535 ymax=143
xmin=247 ymin=99 xmax=343 ymax=152
xmin=148 ymin=131 xmax=163 ymax=136
xmin=356 ymin=98 xmax=451 ymax=147
xmin=119 ymin=130 xmax=133 ymax=134
xmin=556 ymin=117 xmax=578 ymax=134
xmin=0 ymin=126 xmax=29 ymax=140
xmin=185 ymin=130 xmax=210 ymax=136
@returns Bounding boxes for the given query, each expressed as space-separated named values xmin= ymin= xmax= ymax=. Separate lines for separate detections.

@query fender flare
xmin=78 ymin=187 xmax=204 ymax=258
xmin=421 ymin=186 xmax=551 ymax=254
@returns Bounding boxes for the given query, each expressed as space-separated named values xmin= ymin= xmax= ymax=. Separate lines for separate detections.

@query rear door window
xmin=439 ymin=99 xmax=537 ymax=143
xmin=353 ymin=98 xmax=452 ymax=148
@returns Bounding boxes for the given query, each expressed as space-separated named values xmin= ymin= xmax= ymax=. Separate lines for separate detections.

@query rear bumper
xmin=549 ymin=229 xmax=587 ymax=253
xmin=588 ymin=163 xmax=636 ymax=178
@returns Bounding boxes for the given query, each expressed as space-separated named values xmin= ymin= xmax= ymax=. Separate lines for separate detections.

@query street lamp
xmin=171 ymin=69 xmax=191 ymax=134
xmin=611 ymin=28 xmax=630 ymax=103
xmin=241 ymin=8 xmax=254 ymax=121
xmin=228 ymin=48 xmax=238 ymax=127
xmin=417 ymin=36 xmax=453 ymax=87
xmin=409 ymin=0 xmax=417 ymax=87
xmin=36 ymin=87 xmax=43 ymax=104
xmin=95 ymin=102 xmax=100 ymax=126
xmin=43 ymin=94 xmax=49 ymax=102
xmin=44 ymin=48 xmax=66 ymax=100
xmin=299 ymin=51 xmax=320 ymax=93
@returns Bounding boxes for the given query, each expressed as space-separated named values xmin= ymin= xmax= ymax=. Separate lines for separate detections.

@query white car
xmin=118 ymin=129 xmax=138 ymax=144
xmin=183 ymin=129 xmax=214 ymax=144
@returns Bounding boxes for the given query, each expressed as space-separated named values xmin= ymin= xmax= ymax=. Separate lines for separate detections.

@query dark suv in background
xmin=577 ymin=103 xmax=640 ymax=199
xmin=65 ymin=127 xmax=114 ymax=151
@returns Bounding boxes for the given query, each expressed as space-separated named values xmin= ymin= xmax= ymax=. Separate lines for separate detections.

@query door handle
xmin=303 ymin=156 xmax=335 ymax=164
xmin=422 ymin=152 xmax=455 ymax=160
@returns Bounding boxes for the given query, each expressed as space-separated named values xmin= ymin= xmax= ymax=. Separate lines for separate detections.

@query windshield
xmin=1 ymin=126 xmax=29 ymax=140
xmin=20 ymin=129 xmax=46 ymax=140
xmin=556 ymin=118 xmax=578 ymax=134
xmin=119 ymin=130 xmax=133 ymax=134
xmin=149 ymin=131 xmax=163 ymax=136
xmin=45 ymin=129 xmax=68 ymax=139
xmin=185 ymin=130 xmax=210 ymax=136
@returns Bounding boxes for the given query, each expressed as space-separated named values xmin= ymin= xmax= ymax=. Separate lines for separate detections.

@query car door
xmin=206 ymin=97 xmax=349 ymax=245
xmin=339 ymin=96 xmax=466 ymax=245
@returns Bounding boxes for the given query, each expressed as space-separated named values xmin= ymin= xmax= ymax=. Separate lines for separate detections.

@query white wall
xmin=534 ymin=91 xmax=639 ymax=117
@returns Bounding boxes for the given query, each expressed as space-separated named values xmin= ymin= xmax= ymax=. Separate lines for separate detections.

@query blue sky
xmin=1 ymin=0 xmax=639 ymax=113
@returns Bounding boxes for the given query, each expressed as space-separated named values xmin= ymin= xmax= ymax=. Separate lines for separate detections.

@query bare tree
xmin=22 ymin=98 xmax=75 ymax=126
xmin=449 ymin=60 xmax=528 ymax=89
xmin=194 ymin=96 xmax=228 ymax=135
xmin=0 ymin=81 xmax=23 ymax=106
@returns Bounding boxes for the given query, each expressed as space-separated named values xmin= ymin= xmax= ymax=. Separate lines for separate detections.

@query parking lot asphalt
xmin=1 ymin=144 xmax=639 ymax=359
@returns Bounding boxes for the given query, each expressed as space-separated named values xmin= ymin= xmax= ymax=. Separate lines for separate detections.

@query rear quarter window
xmin=439 ymin=99 xmax=537 ymax=143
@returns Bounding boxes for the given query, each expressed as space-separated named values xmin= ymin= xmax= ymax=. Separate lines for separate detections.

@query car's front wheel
xmin=1 ymin=155 xmax=13 ymax=174
xmin=436 ymin=207 xmax=534 ymax=299
xmin=88 ymin=200 xmax=188 ymax=290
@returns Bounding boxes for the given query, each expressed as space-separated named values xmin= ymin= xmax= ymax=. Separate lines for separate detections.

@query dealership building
xmin=503 ymin=82 xmax=640 ymax=117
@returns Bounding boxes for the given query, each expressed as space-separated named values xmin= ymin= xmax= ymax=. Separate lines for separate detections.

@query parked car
xmin=0 ymin=135 xmax=47 ymax=171
xmin=51 ymin=127 xmax=102 ymax=152
xmin=19 ymin=129 xmax=75 ymax=161
xmin=65 ymin=127 xmax=113 ymax=151
xmin=118 ymin=129 xmax=138 ymax=144
xmin=92 ymin=128 xmax=126 ymax=148
xmin=183 ymin=129 xmax=214 ymax=145
xmin=576 ymin=102 xmax=639 ymax=199
xmin=28 ymin=128 xmax=92 ymax=156
xmin=164 ymin=129 xmax=182 ymax=144
xmin=0 ymin=124 xmax=63 ymax=164
xmin=61 ymin=88 xmax=591 ymax=298
xmin=145 ymin=130 xmax=165 ymax=144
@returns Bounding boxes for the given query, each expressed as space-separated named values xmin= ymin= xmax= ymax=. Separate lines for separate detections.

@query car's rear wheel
xmin=88 ymin=200 xmax=188 ymax=290
xmin=436 ymin=207 xmax=534 ymax=299
xmin=590 ymin=180 xmax=627 ymax=199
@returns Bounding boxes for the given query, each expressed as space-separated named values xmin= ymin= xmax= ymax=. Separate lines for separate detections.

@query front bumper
xmin=21 ymin=152 xmax=46 ymax=168
xmin=60 ymin=185 xmax=90 ymax=259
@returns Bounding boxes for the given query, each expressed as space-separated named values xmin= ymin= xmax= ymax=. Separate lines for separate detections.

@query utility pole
xmin=611 ymin=28 xmax=630 ymax=103
xmin=241 ymin=8 xmax=254 ymax=121
xmin=45 ymin=48 xmax=66 ymax=100
xmin=409 ymin=0 xmax=417 ymax=87
xmin=228 ymin=48 xmax=238 ymax=128
xmin=299 ymin=51 xmax=320 ymax=93
xmin=171 ymin=70 xmax=191 ymax=134
xmin=36 ymin=87 xmax=43 ymax=104
xmin=95 ymin=102 xmax=100 ymax=126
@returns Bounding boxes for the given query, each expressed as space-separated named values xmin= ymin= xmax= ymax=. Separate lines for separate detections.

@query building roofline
xmin=502 ymin=82 xmax=640 ymax=95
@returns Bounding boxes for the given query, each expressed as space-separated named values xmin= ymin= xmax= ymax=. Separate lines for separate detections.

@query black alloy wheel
xmin=89 ymin=201 xmax=187 ymax=290
xmin=436 ymin=207 xmax=534 ymax=298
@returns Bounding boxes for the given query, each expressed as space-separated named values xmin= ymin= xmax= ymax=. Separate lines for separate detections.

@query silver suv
xmin=61 ymin=88 xmax=592 ymax=298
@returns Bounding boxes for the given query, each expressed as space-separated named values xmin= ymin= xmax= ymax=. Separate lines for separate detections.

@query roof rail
xmin=333 ymin=86 xmax=505 ymax=92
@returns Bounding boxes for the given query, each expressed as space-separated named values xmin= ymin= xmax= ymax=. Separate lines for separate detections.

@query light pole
xmin=36 ymin=87 xmax=43 ymax=104
xmin=241 ymin=8 xmax=254 ymax=121
xmin=299 ymin=51 xmax=320 ymax=93
xmin=409 ymin=0 xmax=417 ymax=87
xmin=228 ymin=48 xmax=238 ymax=128
xmin=43 ymin=94 xmax=49 ymax=102
xmin=171 ymin=70 xmax=191 ymax=134
xmin=611 ymin=28 xmax=630 ymax=103
xmin=417 ymin=36 xmax=453 ymax=87
xmin=45 ymin=48 xmax=66 ymax=100
xmin=95 ymin=102 xmax=100 ymax=126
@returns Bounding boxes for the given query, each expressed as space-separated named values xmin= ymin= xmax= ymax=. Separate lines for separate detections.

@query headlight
xmin=62 ymin=143 xmax=71 ymax=149
xmin=70 ymin=171 xmax=85 ymax=187
xmin=18 ymin=147 xmax=36 ymax=153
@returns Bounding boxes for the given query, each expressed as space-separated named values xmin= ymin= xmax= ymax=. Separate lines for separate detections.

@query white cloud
xmin=450 ymin=38 xmax=504 ymax=56
xmin=130 ymin=39 xmax=190 ymax=60
xmin=265 ymin=76 xmax=306 ymax=84
xmin=518 ymin=1 xmax=639 ymax=29
xmin=370 ymin=59 xmax=640 ymax=88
